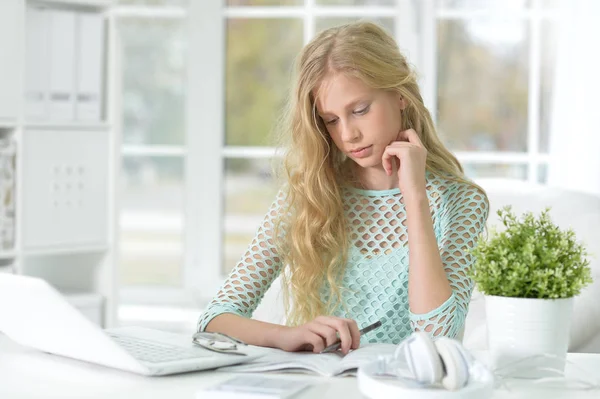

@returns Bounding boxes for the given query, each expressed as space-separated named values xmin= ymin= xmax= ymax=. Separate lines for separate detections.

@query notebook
xmin=217 ymin=343 xmax=399 ymax=377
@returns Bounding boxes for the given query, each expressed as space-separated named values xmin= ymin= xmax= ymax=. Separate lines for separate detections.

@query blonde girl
xmin=198 ymin=22 xmax=489 ymax=355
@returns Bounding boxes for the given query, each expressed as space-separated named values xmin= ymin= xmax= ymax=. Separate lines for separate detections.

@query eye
xmin=353 ymin=104 xmax=370 ymax=115
xmin=325 ymin=118 xmax=338 ymax=125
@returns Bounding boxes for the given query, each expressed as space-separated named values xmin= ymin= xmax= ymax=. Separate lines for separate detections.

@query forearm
xmin=205 ymin=313 xmax=288 ymax=348
xmin=405 ymin=192 xmax=452 ymax=314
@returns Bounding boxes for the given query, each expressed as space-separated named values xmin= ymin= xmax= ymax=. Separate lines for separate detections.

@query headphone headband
xmin=357 ymin=350 xmax=495 ymax=398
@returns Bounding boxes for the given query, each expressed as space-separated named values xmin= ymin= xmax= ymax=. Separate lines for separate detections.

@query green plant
xmin=468 ymin=206 xmax=593 ymax=299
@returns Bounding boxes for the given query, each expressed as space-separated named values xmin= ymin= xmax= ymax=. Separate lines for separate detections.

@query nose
xmin=340 ymin=119 xmax=361 ymax=143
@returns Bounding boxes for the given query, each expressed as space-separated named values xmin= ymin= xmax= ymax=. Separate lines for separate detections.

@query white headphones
xmin=357 ymin=332 xmax=494 ymax=398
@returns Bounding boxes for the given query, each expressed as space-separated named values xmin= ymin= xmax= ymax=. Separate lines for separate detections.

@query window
xmin=435 ymin=0 xmax=560 ymax=181
xmin=114 ymin=2 xmax=188 ymax=303
xmin=113 ymin=0 xmax=563 ymax=311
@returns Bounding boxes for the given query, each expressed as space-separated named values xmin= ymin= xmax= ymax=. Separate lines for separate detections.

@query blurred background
xmin=112 ymin=0 xmax=597 ymax=329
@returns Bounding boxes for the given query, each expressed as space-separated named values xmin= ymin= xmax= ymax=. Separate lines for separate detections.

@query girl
xmin=198 ymin=22 xmax=489 ymax=355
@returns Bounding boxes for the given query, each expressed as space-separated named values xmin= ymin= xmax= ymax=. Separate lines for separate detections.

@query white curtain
xmin=547 ymin=0 xmax=600 ymax=195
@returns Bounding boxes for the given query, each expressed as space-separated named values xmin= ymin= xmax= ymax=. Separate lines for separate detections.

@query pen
xmin=320 ymin=320 xmax=382 ymax=353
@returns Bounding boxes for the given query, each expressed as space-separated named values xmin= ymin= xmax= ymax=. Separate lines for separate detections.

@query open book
xmin=217 ymin=343 xmax=399 ymax=377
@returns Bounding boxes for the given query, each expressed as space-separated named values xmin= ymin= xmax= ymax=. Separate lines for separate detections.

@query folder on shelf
xmin=0 ymin=0 xmax=20 ymax=121
xmin=47 ymin=9 xmax=77 ymax=121
xmin=0 ymin=138 xmax=16 ymax=251
xmin=24 ymin=5 xmax=49 ymax=120
xmin=75 ymin=12 xmax=104 ymax=122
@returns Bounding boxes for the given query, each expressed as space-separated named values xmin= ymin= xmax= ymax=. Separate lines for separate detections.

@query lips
xmin=349 ymin=145 xmax=373 ymax=158
xmin=350 ymin=145 xmax=370 ymax=153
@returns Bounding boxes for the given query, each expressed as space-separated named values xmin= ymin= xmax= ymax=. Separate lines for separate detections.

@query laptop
xmin=0 ymin=273 xmax=262 ymax=376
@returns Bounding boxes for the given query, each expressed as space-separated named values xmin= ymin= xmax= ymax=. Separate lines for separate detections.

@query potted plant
xmin=469 ymin=206 xmax=593 ymax=378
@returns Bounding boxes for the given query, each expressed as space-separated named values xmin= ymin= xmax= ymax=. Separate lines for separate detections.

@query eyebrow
xmin=318 ymin=97 xmax=369 ymax=117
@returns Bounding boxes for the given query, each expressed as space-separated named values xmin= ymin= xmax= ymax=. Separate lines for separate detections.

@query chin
xmin=351 ymin=156 xmax=382 ymax=169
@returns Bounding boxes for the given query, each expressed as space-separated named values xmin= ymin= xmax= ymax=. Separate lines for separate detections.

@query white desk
xmin=1 ymin=334 xmax=599 ymax=399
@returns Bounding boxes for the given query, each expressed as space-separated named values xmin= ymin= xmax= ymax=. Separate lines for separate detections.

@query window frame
xmin=112 ymin=2 xmax=225 ymax=307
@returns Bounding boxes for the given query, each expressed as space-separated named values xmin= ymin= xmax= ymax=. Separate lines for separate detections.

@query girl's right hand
xmin=274 ymin=316 xmax=361 ymax=355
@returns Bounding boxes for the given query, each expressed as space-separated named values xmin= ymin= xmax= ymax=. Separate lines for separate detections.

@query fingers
xmin=293 ymin=317 xmax=361 ymax=354
xmin=381 ymin=150 xmax=394 ymax=176
xmin=347 ymin=319 xmax=361 ymax=350
xmin=397 ymin=128 xmax=423 ymax=147
xmin=307 ymin=323 xmax=339 ymax=348
xmin=306 ymin=332 xmax=326 ymax=354
xmin=382 ymin=146 xmax=404 ymax=176
xmin=383 ymin=133 xmax=426 ymax=176
xmin=315 ymin=316 xmax=357 ymax=354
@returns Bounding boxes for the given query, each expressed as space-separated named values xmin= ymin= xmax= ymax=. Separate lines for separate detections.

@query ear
xmin=399 ymin=95 xmax=407 ymax=111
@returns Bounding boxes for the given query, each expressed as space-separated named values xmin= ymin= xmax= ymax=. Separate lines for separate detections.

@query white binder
xmin=48 ymin=9 xmax=77 ymax=121
xmin=25 ymin=5 xmax=50 ymax=120
xmin=0 ymin=0 xmax=20 ymax=121
xmin=75 ymin=12 xmax=104 ymax=122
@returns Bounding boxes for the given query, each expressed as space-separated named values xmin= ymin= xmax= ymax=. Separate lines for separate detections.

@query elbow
xmin=410 ymin=297 xmax=468 ymax=340
xmin=412 ymin=311 xmax=467 ymax=341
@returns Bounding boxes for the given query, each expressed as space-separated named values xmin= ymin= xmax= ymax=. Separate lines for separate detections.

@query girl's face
xmin=315 ymin=73 xmax=404 ymax=169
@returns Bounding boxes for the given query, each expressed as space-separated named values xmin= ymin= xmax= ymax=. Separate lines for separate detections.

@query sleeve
xmin=409 ymin=182 xmax=489 ymax=339
xmin=196 ymin=190 xmax=287 ymax=332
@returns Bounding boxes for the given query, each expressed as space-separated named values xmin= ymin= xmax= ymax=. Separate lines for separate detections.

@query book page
xmin=218 ymin=343 xmax=400 ymax=377
xmin=218 ymin=346 xmax=344 ymax=377
xmin=334 ymin=343 xmax=398 ymax=375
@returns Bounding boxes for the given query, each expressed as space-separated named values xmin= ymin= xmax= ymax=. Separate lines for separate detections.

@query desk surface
xmin=1 ymin=334 xmax=599 ymax=399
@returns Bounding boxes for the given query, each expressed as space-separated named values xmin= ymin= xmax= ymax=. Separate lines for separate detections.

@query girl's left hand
xmin=382 ymin=129 xmax=428 ymax=198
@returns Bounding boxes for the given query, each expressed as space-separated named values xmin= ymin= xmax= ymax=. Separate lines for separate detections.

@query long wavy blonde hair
xmin=273 ymin=21 xmax=486 ymax=327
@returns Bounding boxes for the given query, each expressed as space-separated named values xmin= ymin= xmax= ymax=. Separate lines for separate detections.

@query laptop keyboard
xmin=108 ymin=333 xmax=209 ymax=364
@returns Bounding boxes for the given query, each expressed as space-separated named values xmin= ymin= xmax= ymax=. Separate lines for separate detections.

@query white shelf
xmin=24 ymin=121 xmax=111 ymax=131
xmin=30 ymin=0 xmax=114 ymax=9
xmin=0 ymin=122 xmax=18 ymax=130
xmin=0 ymin=251 xmax=17 ymax=259
xmin=2 ymin=0 xmax=115 ymax=327
xmin=23 ymin=244 xmax=108 ymax=257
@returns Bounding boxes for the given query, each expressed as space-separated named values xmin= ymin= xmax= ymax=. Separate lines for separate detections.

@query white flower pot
xmin=485 ymin=295 xmax=573 ymax=378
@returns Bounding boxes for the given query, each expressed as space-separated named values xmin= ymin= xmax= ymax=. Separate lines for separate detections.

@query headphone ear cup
xmin=403 ymin=332 xmax=443 ymax=385
xmin=434 ymin=338 xmax=470 ymax=391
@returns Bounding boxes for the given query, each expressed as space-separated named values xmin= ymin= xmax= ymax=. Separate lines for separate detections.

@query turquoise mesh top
xmin=197 ymin=173 xmax=489 ymax=344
